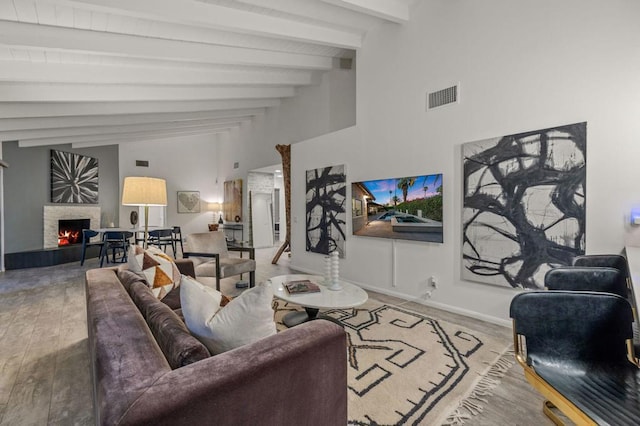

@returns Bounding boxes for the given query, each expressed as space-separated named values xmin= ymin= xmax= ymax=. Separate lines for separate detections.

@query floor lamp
xmin=122 ymin=177 xmax=167 ymax=249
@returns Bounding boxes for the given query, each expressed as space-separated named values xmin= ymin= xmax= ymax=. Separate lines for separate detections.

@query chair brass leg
xmin=543 ymin=400 xmax=566 ymax=426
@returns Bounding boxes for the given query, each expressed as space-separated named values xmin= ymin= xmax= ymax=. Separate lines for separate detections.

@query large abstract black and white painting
xmin=306 ymin=164 xmax=347 ymax=257
xmin=51 ymin=149 xmax=99 ymax=204
xmin=462 ymin=122 xmax=586 ymax=289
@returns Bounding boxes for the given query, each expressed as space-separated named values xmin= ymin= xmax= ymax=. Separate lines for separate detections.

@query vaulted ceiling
xmin=0 ymin=0 xmax=416 ymax=148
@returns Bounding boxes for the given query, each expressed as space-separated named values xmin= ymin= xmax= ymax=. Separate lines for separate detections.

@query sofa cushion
xmin=181 ymin=275 xmax=276 ymax=354
xmin=129 ymin=281 xmax=210 ymax=368
xmin=128 ymin=245 xmax=181 ymax=299
xmin=161 ymin=285 xmax=182 ymax=310
xmin=117 ymin=267 xmax=147 ymax=294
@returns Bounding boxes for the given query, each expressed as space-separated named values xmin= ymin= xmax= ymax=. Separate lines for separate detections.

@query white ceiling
xmin=0 ymin=0 xmax=416 ymax=148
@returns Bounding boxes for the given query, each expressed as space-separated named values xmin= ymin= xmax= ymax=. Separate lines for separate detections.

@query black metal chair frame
xmin=147 ymin=228 xmax=174 ymax=254
xmin=183 ymin=244 xmax=256 ymax=292
xmin=100 ymin=231 xmax=133 ymax=266
xmin=80 ymin=229 xmax=106 ymax=266
xmin=172 ymin=226 xmax=184 ymax=257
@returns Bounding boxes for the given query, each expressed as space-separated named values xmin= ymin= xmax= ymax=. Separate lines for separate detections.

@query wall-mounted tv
xmin=352 ymin=174 xmax=443 ymax=243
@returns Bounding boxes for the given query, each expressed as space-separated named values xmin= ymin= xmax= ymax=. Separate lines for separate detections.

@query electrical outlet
xmin=429 ymin=276 xmax=438 ymax=289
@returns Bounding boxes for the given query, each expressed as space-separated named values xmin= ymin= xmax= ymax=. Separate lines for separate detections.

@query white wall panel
xmin=290 ymin=0 xmax=640 ymax=324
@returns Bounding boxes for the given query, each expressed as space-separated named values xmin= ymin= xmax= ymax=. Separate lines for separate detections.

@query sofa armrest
xmin=117 ymin=320 xmax=347 ymax=426
xmin=174 ymin=258 xmax=195 ymax=277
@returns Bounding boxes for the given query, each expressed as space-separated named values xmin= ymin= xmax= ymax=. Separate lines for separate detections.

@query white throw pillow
xmin=180 ymin=275 xmax=223 ymax=337
xmin=180 ymin=275 xmax=277 ymax=354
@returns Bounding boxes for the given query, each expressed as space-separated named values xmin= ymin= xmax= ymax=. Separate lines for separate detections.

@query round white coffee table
xmin=269 ymin=274 xmax=368 ymax=327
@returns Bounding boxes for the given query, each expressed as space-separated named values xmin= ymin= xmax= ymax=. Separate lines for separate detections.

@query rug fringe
xmin=441 ymin=346 xmax=514 ymax=425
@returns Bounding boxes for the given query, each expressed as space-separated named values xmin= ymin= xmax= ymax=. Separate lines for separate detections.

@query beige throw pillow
xmin=128 ymin=245 xmax=181 ymax=299
xmin=180 ymin=275 xmax=277 ymax=354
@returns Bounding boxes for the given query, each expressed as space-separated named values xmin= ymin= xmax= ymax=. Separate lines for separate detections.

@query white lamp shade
xmin=122 ymin=177 xmax=167 ymax=206
xmin=207 ymin=202 xmax=222 ymax=211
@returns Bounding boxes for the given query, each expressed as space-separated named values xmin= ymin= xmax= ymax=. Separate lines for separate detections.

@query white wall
xmin=290 ymin=0 xmax=640 ymax=325
xmin=215 ymin=65 xmax=356 ymax=229
xmin=114 ymin=63 xmax=356 ymax=242
xmin=118 ymin=134 xmax=221 ymax=238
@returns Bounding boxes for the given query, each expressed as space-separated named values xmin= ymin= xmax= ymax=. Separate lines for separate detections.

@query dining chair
xmin=80 ymin=229 xmax=106 ymax=266
xmin=572 ymin=254 xmax=637 ymax=320
xmin=172 ymin=226 xmax=184 ymax=257
xmin=148 ymin=229 xmax=174 ymax=254
xmin=544 ymin=266 xmax=628 ymax=297
xmin=101 ymin=231 xmax=133 ymax=266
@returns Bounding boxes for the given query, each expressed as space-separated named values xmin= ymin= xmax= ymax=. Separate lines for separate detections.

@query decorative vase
xmin=325 ymin=256 xmax=332 ymax=285
xmin=328 ymin=251 xmax=342 ymax=291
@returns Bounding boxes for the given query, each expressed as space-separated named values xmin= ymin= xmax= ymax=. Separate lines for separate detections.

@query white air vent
xmin=427 ymin=85 xmax=459 ymax=109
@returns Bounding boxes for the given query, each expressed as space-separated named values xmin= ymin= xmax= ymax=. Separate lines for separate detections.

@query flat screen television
xmin=351 ymin=173 xmax=443 ymax=243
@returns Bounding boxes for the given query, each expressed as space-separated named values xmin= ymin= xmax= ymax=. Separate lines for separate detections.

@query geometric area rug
xmin=273 ymin=298 xmax=512 ymax=425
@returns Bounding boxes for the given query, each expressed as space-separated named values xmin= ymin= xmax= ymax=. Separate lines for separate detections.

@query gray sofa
xmin=85 ymin=261 xmax=348 ymax=425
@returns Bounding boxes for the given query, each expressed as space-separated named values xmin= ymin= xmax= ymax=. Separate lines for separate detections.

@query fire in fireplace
xmin=58 ymin=219 xmax=91 ymax=246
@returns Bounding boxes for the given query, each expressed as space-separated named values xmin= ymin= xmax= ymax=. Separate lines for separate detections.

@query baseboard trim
xmin=289 ymin=263 xmax=511 ymax=328
xmin=4 ymin=245 xmax=101 ymax=270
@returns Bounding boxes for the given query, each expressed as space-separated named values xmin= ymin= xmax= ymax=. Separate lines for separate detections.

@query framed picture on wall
xmin=51 ymin=149 xmax=99 ymax=204
xmin=177 ymin=191 xmax=201 ymax=213
xmin=223 ymin=179 xmax=243 ymax=222
xmin=306 ymin=164 xmax=347 ymax=258
xmin=461 ymin=121 xmax=586 ymax=289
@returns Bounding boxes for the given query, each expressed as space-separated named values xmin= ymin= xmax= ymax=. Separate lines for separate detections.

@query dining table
xmin=96 ymin=226 xmax=173 ymax=247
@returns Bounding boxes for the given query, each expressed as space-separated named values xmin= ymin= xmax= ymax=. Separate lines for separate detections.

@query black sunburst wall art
xmin=51 ymin=149 xmax=99 ymax=204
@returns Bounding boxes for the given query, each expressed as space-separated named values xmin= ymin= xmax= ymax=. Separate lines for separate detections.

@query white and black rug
xmin=273 ymin=299 xmax=511 ymax=425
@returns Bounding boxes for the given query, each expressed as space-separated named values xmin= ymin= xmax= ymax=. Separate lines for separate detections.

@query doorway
xmin=251 ymin=192 xmax=274 ymax=249
xmin=248 ymin=164 xmax=286 ymax=248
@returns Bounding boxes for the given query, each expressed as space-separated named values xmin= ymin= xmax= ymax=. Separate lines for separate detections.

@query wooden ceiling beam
xmin=321 ymin=0 xmax=409 ymax=24
xmin=0 ymin=99 xmax=280 ymax=119
xmin=0 ymin=20 xmax=333 ymax=70
xmin=43 ymin=0 xmax=362 ymax=48
xmin=0 ymin=82 xmax=295 ymax=102
xmin=0 ymin=61 xmax=316 ymax=86
xmin=0 ymin=108 xmax=266 ymax=132
xmin=0 ymin=116 xmax=253 ymax=141
xmin=17 ymin=123 xmax=240 ymax=147
xmin=70 ymin=129 xmax=229 ymax=148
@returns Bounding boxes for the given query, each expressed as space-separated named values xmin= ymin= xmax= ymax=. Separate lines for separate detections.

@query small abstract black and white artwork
xmin=51 ymin=149 xmax=99 ymax=204
xmin=462 ymin=122 xmax=586 ymax=289
xmin=306 ymin=164 xmax=347 ymax=257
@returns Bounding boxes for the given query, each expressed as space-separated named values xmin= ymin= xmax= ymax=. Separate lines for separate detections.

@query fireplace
xmin=58 ymin=219 xmax=90 ymax=246
xmin=43 ymin=205 xmax=101 ymax=249
xmin=4 ymin=205 xmax=102 ymax=270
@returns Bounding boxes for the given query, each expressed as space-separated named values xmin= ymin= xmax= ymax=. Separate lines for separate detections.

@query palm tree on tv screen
xmin=397 ymin=177 xmax=416 ymax=203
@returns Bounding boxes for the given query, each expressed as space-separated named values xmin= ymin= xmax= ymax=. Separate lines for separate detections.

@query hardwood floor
xmin=0 ymin=245 xmax=553 ymax=425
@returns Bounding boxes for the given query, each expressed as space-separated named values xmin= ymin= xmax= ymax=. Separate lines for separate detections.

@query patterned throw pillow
xmin=128 ymin=245 xmax=181 ymax=299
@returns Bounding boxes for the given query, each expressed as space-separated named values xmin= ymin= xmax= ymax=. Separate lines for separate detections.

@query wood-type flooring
xmin=0 ymin=245 xmax=553 ymax=425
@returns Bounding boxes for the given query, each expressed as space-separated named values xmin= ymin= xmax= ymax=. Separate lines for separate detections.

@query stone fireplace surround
xmin=43 ymin=205 xmax=101 ymax=249
xmin=4 ymin=205 xmax=103 ymax=270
